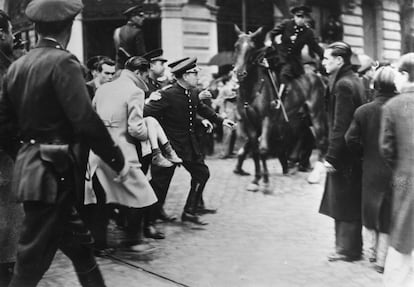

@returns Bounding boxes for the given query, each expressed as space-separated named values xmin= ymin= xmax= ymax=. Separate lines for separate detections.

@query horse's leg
xmin=234 ymin=140 xmax=251 ymax=176
xmin=246 ymin=139 xmax=261 ymax=192
xmin=260 ymin=154 xmax=272 ymax=194
xmin=259 ymin=116 xmax=270 ymax=155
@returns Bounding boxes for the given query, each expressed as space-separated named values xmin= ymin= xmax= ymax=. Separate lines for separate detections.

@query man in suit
xmin=0 ymin=1 xmax=128 ymax=285
xmin=380 ymin=53 xmax=414 ymax=287
xmin=86 ymin=57 xmax=115 ymax=99
xmin=114 ymin=4 xmax=146 ymax=69
xmin=319 ymin=41 xmax=364 ymax=262
xmin=144 ymin=57 xmax=235 ymax=225
xmin=268 ymin=5 xmax=324 ymax=95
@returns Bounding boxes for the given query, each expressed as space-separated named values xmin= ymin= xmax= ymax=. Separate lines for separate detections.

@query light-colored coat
xmin=379 ymin=83 xmax=414 ymax=254
xmin=85 ymin=70 xmax=156 ymax=208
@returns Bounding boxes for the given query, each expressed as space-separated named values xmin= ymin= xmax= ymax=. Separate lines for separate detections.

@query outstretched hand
xmin=201 ymin=119 xmax=213 ymax=133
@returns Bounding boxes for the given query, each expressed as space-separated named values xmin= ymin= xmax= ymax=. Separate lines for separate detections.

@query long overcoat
xmin=319 ymin=65 xmax=364 ymax=221
xmin=379 ymin=84 xmax=414 ymax=254
xmin=144 ymin=82 xmax=223 ymax=162
xmin=85 ymin=70 xmax=157 ymax=208
xmin=0 ymin=51 xmax=23 ymax=263
xmin=345 ymin=92 xmax=394 ymax=232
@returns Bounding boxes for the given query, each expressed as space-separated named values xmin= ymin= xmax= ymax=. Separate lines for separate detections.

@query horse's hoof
xmin=246 ymin=183 xmax=260 ymax=192
xmin=261 ymin=184 xmax=272 ymax=195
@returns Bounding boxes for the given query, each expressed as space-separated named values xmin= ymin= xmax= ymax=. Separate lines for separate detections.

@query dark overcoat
xmin=116 ymin=22 xmax=146 ymax=68
xmin=0 ymin=38 xmax=125 ymax=204
xmin=269 ymin=19 xmax=324 ymax=79
xmin=379 ymin=84 xmax=414 ymax=254
xmin=345 ymin=92 xmax=394 ymax=232
xmin=319 ymin=65 xmax=364 ymax=221
xmin=0 ymin=51 xmax=23 ymax=263
xmin=144 ymin=82 xmax=223 ymax=162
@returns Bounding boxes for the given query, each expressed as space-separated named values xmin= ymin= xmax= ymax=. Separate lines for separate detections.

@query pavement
xmin=38 ymin=153 xmax=384 ymax=287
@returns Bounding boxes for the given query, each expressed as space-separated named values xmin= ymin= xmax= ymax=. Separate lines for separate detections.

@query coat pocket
xmin=39 ymin=144 xmax=70 ymax=174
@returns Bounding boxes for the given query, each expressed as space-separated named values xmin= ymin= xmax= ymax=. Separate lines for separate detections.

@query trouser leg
xmin=334 ymin=220 xmax=362 ymax=258
xmin=9 ymin=179 xmax=99 ymax=287
xmin=149 ymin=165 xmax=176 ymax=216
xmin=182 ymin=161 xmax=210 ymax=213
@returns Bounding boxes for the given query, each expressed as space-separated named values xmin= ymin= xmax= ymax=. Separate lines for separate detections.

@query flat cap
xmin=26 ymin=0 xmax=83 ymax=22
xmin=123 ymin=4 xmax=144 ymax=17
xmin=290 ymin=5 xmax=312 ymax=16
xmin=142 ymin=48 xmax=167 ymax=63
xmin=170 ymin=57 xmax=199 ymax=75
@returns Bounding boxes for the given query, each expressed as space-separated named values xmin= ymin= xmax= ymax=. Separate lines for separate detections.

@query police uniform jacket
xmin=119 ymin=22 xmax=146 ymax=58
xmin=319 ymin=64 xmax=363 ymax=221
xmin=0 ymin=38 xmax=125 ymax=204
xmin=144 ymin=82 xmax=223 ymax=162
xmin=270 ymin=19 xmax=323 ymax=76
xmin=379 ymin=83 xmax=414 ymax=254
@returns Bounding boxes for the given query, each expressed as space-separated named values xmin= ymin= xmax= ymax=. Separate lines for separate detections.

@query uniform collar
xmin=35 ymin=37 xmax=65 ymax=50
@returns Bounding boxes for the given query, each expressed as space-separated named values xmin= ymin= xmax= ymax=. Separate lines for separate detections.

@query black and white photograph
xmin=0 ymin=0 xmax=413 ymax=286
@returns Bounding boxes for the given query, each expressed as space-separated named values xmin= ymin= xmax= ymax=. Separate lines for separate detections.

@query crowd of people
xmin=0 ymin=1 xmax=413 ymax=287
xmin=319 ymin=42 xmax=413 ymax=286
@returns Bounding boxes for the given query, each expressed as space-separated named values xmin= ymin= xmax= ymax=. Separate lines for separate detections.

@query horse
xmin=232 ymin=25 xmax=327 ymax=192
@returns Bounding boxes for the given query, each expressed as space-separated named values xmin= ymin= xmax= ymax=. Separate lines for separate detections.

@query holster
xmin=39 ymin=144 xmax=70 ymax=174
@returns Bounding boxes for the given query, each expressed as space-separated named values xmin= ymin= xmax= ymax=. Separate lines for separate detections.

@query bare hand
xmin=201 ymin=119 xmax=213 ymax=133
xmin=148 ymin=91 xmax=162 ymax=102
xmin=324 ymin=160 xmax=336 ymax=173
xmin=198 ymin=90 xmax=212 ymax=101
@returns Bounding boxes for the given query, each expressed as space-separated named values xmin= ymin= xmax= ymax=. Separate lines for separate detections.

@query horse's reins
xmin=241 ymin=51 xmax=289 ymax=123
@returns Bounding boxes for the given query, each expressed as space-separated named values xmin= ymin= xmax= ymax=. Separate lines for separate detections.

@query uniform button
xmin=189 ymin=105 xmax=192 ymax=108
xmin=30 ymin=139 xmax=36 ymax=144
xmin=190 ymin=123 xmax=193 ymax=126
xmin=60 ymin=177 xmax=65 ymax=181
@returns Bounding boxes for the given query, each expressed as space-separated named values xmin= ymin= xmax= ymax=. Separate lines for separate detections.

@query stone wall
xmin=342 ymin=0 xmax=401 ymax=62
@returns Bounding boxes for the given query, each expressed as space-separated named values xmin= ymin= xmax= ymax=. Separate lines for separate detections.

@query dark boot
xmin=151 ymin=148 xmax=173 ymax=167
xmin=76 ymin=265 xmax=106 ymax=287
xmin=196 ymin=195 xmax=217 ymax=215
xmin=182 ymin=183 xmax=208 ymax=225
xmin=161 ymin=142 xmax=182 ymax=164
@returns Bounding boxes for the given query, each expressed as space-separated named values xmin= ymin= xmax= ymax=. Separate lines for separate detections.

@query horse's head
xmin=233 ymin=25 xmax=263 ymax=82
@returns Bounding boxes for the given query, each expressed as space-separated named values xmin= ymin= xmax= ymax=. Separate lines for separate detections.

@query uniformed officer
xmin=0 ymin=0 xmax=129 ymax=286
xmin=142 ymin=48 xmax=168 ymax=94
xmin=268 ymin=5 xmax=324 ymax=95
xmin=144 ymin=57 xmax=235 ymax=225
xmin=114 ymin=4 xmax=146 ymax=69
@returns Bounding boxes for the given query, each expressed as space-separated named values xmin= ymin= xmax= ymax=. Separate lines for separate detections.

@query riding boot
xmin=182 ymin=182 xmax=207 ymax=225
xmin=161 ymin=142 xmax=183 ymax=164
xmin=76 ymin=265 xmax=106 ymax=287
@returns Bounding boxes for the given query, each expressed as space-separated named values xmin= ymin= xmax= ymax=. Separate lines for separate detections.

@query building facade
xmin=4 ymin=0 xmax=414 ymax=73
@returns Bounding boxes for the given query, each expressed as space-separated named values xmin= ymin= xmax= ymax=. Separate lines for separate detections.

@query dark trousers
xmin=150 ymin=160 xmax=210 ymax=215
xmin=9 ymin=176 xmax=97 ymax=287
xmin=79 ymin=175 xmax=109 ymax=250
xmin=335 ymin=220 xmax=363 ymax=258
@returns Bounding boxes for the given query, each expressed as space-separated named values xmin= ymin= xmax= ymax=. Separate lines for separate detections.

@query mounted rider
xmin=267 ymin=5 xmax=324 ymax=96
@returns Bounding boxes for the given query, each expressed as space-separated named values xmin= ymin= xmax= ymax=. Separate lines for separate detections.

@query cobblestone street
xmin=39 ymin=155 xmax=383 ymax=287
